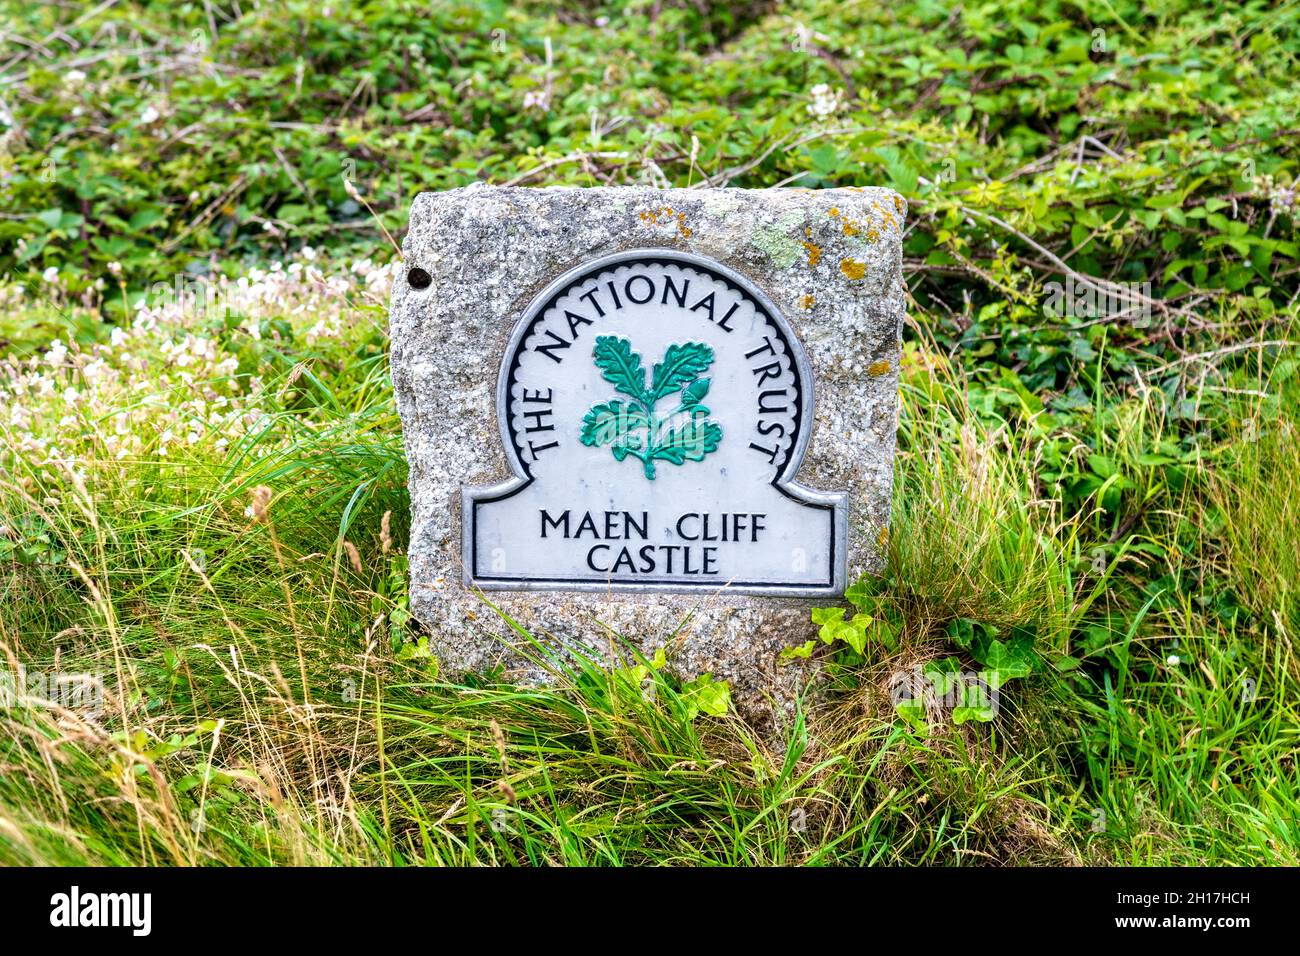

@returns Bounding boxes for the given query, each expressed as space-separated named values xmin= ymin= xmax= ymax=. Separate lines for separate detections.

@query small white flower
xmin=42 ymin=266 xmax=59 ymax=284
xmin=140 ymin=105 xmax=161 ymax=124
xmin=64 ymin=69 xmax=87 ymax=88
xmin=108 ymin=260 xmax=123 ymax=277
xmin=1167 ymin=654 xmax=1181 ymax=667
xmin=110 ymin=326 xmax=128 ymax=348
xmin=806 ymin=83 xmax=844 ymax=119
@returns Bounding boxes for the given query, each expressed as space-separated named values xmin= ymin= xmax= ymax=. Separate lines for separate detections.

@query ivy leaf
xmin=952 ymin=679 xmax=998 ymax=724
xmin=952 ymin=703 xmax=997 ymax=725
xmin=838 ymin=613 xmax=873 ymax=655
xmin=680 ymin=673 xmax=731 ymax=719
xmin=844 ymin=579 xmax=876 ymax=610
xmin=592 ymin=336 xmax=648 ymax=403
xmin=680 ymin=377 xmax=710 ymax=408
xmin=778 ymin=639 xmax=818 ymax=664
xmin=895 ymin=698 xmax=927 ymax=732
xmin=979 ymin=633 xmax=1038 ymax=679
xmin=811 ymin=607 xmax=846 ymax=643
xmin=650 ymin=341 xmax=713 ymax=401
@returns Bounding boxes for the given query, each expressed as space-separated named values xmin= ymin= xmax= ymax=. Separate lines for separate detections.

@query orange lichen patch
xmin=867 ymin=359 xmax=891 ymax=376
xmin=893 ymin=194 xmax=906 ymax=213
xmin=802 ymin=228 xmax=823 ymax=267
xmin=840 ymin=258 xmax=865 ymax=280
xmin=801 ymin=294 xmax=815 ymax=310
xmin=831 ymin=205 xmax=866 ymax=236
xmin=877 ymin=525 xmax=889 ymax=548
xmin=639 ymin=205 xmax=692 ymax=239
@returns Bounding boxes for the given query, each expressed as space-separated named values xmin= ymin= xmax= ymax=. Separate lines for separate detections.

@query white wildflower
xmin=806 ymin=83 xmax=844 ymax=119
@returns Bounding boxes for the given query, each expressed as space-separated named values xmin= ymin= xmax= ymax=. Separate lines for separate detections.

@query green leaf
xmin=650 ymin=341 xmax=713 ymax=401
xmin=923 ymin=657 xmax=964 ymax=696
xmin=592 ymin=336 xmax=648 ymax=404
xmin=840 ymin=613 xmax=873 ymax=654
xmin=1088 ymin=454 xmax=1117 ymax=478
xmin=779 ymin=639 xmax=817 ymax=663
xmin=952 ymin=704 xmax=997 ymax=724
xmin=34 ymin=208 xmax=63 ymax=230
xmin=979 ymin=635 xmax=1037 ymax=679
xmin=680 ymin=673 xmax=731 ymax=719
xmin=655 ymin=416 xmax=722 ymax=464
xmin=580 ymin=399 xmax=649 ymax=448
xmin=843 ymin=579 xmax=874 ymax=610
xmin=944 ymin=617 xmax=980 ymax=650
xmin=895 ymin=698 xmax=927 ymax=731
xmin=811 ymin=607 xmax=846 ymax=643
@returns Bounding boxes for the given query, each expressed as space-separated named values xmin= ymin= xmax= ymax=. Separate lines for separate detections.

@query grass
xmin=1 ymin=277 xmax=1295 ymax=866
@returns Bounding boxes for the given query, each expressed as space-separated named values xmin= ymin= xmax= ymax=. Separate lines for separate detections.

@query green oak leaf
xmin=582 ymin=339 xmax=722 ymax=480
xmin=592 ymin=336 xmax=648 ymax=403
xmin=580 ymin=399 xmax=649 ymax=448
xmin=650 ymin=341 xmax=714 ymax=401
xmin=656 ymin=417 xmax=722 ymax=464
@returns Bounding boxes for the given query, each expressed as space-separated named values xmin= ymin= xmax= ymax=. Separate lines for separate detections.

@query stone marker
xmin=390 ymin=185 xmax=905 ymax=731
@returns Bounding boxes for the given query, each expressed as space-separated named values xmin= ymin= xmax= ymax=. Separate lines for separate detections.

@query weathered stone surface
xmin=389 ymin=185 xmax=905 ymax=732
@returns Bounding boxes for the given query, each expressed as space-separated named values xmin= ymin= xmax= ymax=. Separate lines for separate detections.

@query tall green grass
xmin=1 ymin=306 xmax=1296 ymax=866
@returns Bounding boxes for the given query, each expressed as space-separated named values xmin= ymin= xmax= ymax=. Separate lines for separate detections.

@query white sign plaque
xmin=463 ymin=249 xmax=847 ymax=595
